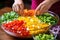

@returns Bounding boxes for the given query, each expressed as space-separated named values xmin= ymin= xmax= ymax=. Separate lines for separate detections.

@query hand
xmin=35 ymin=0 xmax=58 ymax=15
xmin=12 ymin=0 xmax=24 ymax=13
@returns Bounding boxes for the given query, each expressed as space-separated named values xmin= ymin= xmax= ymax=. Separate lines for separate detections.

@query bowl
xmin=49 ymin=25 xmax=60 ymax=40
xmin=48 ymin=11 xmax=59 ymax=25
xmin=0 ymin=11 xmax=59 ymax=38
xmin=33 ymin=33 xmax=56 ymax=40
xmin=37 ymin=11 xmax=59 ymax=25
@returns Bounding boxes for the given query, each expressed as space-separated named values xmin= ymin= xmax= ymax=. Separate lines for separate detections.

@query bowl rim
xmin=33 ymin=33 xmax=56 ymax=40
xmin=48 ymin=11 xmax=59 ymax=23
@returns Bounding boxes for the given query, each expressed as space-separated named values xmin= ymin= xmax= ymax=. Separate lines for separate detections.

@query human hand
xmin=12 ymin=0 xmax=24 ymax=14
xmin=35 ymin=0 xmax=58 ymax=15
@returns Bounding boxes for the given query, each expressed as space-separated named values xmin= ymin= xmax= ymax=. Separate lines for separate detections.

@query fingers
xmin=12 ymin=4 xmax=19 ymax=12
xmin=12 ymin=3 xmax=24 ymax=12
xmin=39 ymin=4 xmax=48 ymax=13
xmin=35 ymin=1 xmax=51 ymax=15
xmin=12 ymin=4 xmax=24 ymax=16
xmin=16 ymin=4 xmax=19 ymax=11
xmin=19 ymin=4 xmax=24 ymax=10
xmin=35 ymin=3 xmax=43 ymax=15
xmin=19 ymin=4 xmax=24 ymax=15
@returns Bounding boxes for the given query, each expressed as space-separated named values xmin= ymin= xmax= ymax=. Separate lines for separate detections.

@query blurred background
xmin=0 ymin=0 xmax=31 ymax=9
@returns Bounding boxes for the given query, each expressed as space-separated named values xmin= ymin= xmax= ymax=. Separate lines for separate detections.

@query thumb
xmin=35 ymin=10 xmax=42 ymax=15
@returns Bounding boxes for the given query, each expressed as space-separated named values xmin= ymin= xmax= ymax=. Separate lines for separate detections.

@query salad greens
xmin=34 ymin=34 xmax=54 ymax=40
xmin=37 ymin=12 xmax=57 ymax=25
xmin=0 ymin=11 xmax=19 ymax=24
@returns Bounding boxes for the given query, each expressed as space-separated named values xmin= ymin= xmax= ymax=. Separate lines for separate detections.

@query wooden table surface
xmin=0 ymin=7 xmax=60 ymax=40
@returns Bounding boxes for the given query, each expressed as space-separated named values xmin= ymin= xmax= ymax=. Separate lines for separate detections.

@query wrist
xmin=14 ymin=0 xmax=22 ymax=2
xmin=45 ymin=0 xmax=59 ymax=4
xmin=51 ymin=0 xmax=59 ymax=3
xmin=14 ymin=0 xmax=23 ymax=4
